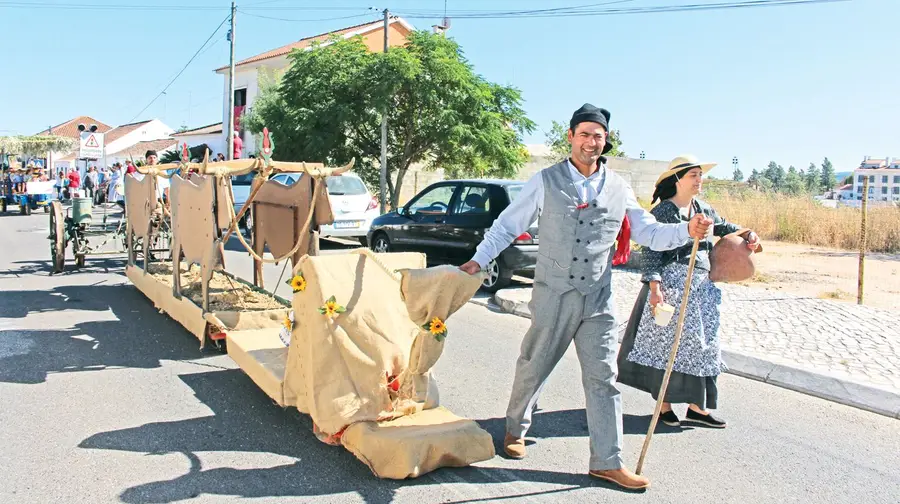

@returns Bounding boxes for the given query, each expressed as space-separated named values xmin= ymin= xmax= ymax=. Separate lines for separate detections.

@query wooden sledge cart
xmin=124 ymin=129 xmax=495 ymax=479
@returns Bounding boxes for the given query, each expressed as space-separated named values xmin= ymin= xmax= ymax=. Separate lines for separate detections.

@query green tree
xmin=783 ymin=165 xmax=804 ymax=194
xmin=747 ymin=168 xmax=761 ymax=189
xmin=544 ymin=120 xmax=624 ymax=161
xmin=820 ymin=157 xmax=836 ymax=191
xmin=805 ymin=162 xmax=820 ymax=192
xmin=732 ymin=167 xmax=744 ymax=181
xmin=763 ymin=161 xmax=785 ymax=190
xmin=244 ymin=31 xmax=535 ymax=208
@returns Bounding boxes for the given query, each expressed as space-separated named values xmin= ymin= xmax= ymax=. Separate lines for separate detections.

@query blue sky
xmin=1 ymin=0 xmax=895 ymax=178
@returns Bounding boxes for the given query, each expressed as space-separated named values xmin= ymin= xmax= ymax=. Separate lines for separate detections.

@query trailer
xmin=123 ymin=130 xmax=495 ymax=479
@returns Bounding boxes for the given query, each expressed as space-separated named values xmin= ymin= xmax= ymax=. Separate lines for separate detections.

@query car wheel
xmin=371 ymin=233 xmax=391 ymax=253
xmin=481 ymin=258 xmax=513 ymax=293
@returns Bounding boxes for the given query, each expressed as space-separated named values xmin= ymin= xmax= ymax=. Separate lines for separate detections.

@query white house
xmin=851 ymin=156 xmax=900 ymax=202
xmin=53 ymin=118 xmax=174 ymax=170
xmin=171 ymin=122 xmax=225 ymax=159
xmin=213 ymin=16 xmax=414 ymax=158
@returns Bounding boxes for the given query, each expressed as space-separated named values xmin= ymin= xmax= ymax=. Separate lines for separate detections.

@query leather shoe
xmin=503 ymin=433 xmax=526 ymax=459
xmin=589 ymin=467 xmax=650 ymax=490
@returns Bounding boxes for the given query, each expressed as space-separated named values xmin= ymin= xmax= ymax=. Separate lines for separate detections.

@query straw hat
xmin=654 ymin=154 xmax=717 ymax=187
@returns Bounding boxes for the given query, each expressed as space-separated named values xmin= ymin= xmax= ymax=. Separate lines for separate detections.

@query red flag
xmin=612 ymin=214 xmax=632 ymax=266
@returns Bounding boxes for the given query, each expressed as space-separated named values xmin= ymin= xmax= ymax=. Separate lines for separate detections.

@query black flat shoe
xmin=660 ymin=410 xmax=681 ymax=427
xmin=684 ymin=408 xmax=727 ymax=428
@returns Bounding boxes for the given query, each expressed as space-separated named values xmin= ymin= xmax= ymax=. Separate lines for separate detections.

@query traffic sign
xmin=79 ymin=131 xmax=104 ymax=159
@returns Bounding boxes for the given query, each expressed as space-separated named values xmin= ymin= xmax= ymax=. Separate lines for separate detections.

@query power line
xmin=394 ymin=0 xmax=848 ymax=19
xmin=128 ymin=14 xmax=230 ymax=123
xmin=238 ymin=10 xmax=379 ymax=23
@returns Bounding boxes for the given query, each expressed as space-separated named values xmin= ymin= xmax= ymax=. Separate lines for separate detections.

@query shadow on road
xmin=0 ymin=283 xmax=204 ymax=384
xmin=0 ymin=257 xmax=127 ymax=278
xmin=475 ymin=408 xmax=685 ymax=443
xmin=78 ymin=368 xmax=626 ymax=503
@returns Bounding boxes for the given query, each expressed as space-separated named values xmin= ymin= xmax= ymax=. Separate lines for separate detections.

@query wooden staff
xmin=635 ymin=236 xmax=701 ymax=475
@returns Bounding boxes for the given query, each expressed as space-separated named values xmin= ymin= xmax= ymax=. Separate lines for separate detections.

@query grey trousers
xmin=505 ymin=282 xmax=623 ymax=470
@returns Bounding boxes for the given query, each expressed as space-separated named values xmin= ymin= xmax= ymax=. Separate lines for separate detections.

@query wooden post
xmin=636 ymin=237 xmax=701 ymax=475
xmin=858 ymin=176 xmax=868 ymax=304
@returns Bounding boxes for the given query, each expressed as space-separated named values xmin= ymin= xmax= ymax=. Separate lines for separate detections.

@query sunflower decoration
xmin=317 ymin=295 xmax=346 ymax=319
xmin=423 ymin=316 xmax=448 ymax=342
xmin=288 ymin=273 xmax=307 ymax=293
xmin=282 ymin=313 xmax=293 ymax=331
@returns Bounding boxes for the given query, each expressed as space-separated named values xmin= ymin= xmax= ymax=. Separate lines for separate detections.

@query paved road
xmin=1 ymin=211 xmax=899 ymax=504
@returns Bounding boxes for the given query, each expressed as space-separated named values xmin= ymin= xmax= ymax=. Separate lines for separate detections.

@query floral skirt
xmin=616 ymin=263 xmax=724 ymax=408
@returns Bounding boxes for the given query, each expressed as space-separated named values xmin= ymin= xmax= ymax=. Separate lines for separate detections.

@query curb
xmin=466 ymin=290 xmax=900 ymax=420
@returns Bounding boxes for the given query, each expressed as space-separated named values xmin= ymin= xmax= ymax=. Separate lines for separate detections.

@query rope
xmin=347 ymin=247 xmax=403 ymax=284
xmin=227 ymin=177 xmax=321 ymax=265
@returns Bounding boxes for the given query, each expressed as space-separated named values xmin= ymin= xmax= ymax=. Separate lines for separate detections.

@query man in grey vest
xmin=460 ymin=103 xmax=712 ymax=490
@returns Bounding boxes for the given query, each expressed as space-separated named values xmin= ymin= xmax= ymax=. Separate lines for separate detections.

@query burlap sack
xmin=709 ymin=229 xmax=762 ymax=283
xmin=282 ymin=250 xmax=426 ymax=434
xmin=395 ymin=266 xmax=484 ymax=408
xmin=341 ymin=406 xmax=495 ymax=480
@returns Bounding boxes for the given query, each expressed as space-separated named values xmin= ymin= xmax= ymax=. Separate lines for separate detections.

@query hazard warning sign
xmin=79 ymin=131 xmax=104 ymax=159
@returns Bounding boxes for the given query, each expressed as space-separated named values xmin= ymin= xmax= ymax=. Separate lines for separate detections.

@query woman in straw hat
xmin=617 ymin=155 xmax=760 ymax=429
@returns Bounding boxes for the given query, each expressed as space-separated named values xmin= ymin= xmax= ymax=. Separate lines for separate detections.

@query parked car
xmin=231 ymin=173 xmax=255 ymax=233
xmin=366 ymin=179 xmax=538 ymax=292
xmin=233 ymin=171 xmax=379 ymax=245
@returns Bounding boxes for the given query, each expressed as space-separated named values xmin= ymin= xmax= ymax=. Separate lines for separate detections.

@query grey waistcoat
xmin=535 ymin=161 xmax=627 ymax=295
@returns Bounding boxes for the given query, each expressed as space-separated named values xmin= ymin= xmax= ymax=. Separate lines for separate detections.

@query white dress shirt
xmin=471 ymin=159 xmax=691 ymax=268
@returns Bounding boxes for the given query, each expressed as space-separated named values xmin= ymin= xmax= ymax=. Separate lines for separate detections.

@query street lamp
xmin=639 ymin=151 xmax=645 ymax=160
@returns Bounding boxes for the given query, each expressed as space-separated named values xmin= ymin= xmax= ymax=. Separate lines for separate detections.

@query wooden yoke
xmin=154 ymin=127 xmax=355 ymax=312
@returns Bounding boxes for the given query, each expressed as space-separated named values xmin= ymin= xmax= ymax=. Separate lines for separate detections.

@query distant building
xmin=851 ymin=156 xmax=900 ymax=202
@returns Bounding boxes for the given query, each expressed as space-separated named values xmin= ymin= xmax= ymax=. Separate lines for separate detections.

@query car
xmin=230 ymin=172 xmax=256 ymax=233
xmin=233 ymin=171 xmax=379 ymax=245
xmin=366 ymin=179 xmax=538 ymax=292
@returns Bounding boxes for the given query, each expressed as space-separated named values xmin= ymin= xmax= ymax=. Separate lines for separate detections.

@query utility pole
xmin=379 ymin=8 xmax=389 ymax=213
xmin=226 ymin=1 xmax=236 ymax=160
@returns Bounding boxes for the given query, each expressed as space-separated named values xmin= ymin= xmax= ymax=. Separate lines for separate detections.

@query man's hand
xmin=745 ymin=231 xmax=761 ymax=251
xmin=688 ymin=214 xmax=713 ymax=239
xmin=459 ymin=260 xmax=481 ymax=275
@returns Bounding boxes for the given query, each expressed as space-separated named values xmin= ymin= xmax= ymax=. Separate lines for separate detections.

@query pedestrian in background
xmin=617 ymin=155 xmax=761 ymax=429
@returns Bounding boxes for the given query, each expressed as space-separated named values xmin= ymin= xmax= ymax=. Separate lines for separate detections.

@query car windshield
xmin=326 ymin=176 xmax=367 ymax=196
xmin=232 ymin=173 xmax=254 ymax=186
xmin=505 ymin=184 xmax=524 ymax=202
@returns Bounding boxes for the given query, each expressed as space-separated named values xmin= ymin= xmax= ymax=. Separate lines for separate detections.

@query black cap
xmin=569 ymin=103 xmax=612 ymax=154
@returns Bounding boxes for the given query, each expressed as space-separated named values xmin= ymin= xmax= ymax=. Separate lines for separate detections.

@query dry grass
xmin=703 ymin=189 xmax=900 ymax=253
xmin=146 ymin=262 xmax=286 ymax=312
xmin=819 ymin=289 xmax=852 ymax=300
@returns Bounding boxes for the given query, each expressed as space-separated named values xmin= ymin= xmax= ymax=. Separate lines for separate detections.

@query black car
xmin=367 ymin=179 xmax=537 ymax=292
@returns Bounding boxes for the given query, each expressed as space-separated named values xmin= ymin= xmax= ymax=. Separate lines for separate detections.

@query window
xmin=882 ymin=186 xmax=888 ymax=194
xmin=234 ymin=88 xmax=248 ymax=107
xmin=894 ymin=176 xmax=900 ymax=184
xmin=893 ymin=187 xmax=899 ymax=194
xmin=231 ymin=173 xmax=255 ymax=186
xmin=409 ymin=185 xmax=456 ymax=215
xmin=506 ymin=184 xmax=524 ymax=202
xmin=883 ymin=176 xmax=889 ymax=183
xmin=325 ymin=176 xmax=367 ymax=196
xmin=453 ymin=185 xmax=491 ymax=214
xmin=870 ymin=175 xmax=875 ymax=183
xmin=858 ymin=175 xmax=865 ymax=182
